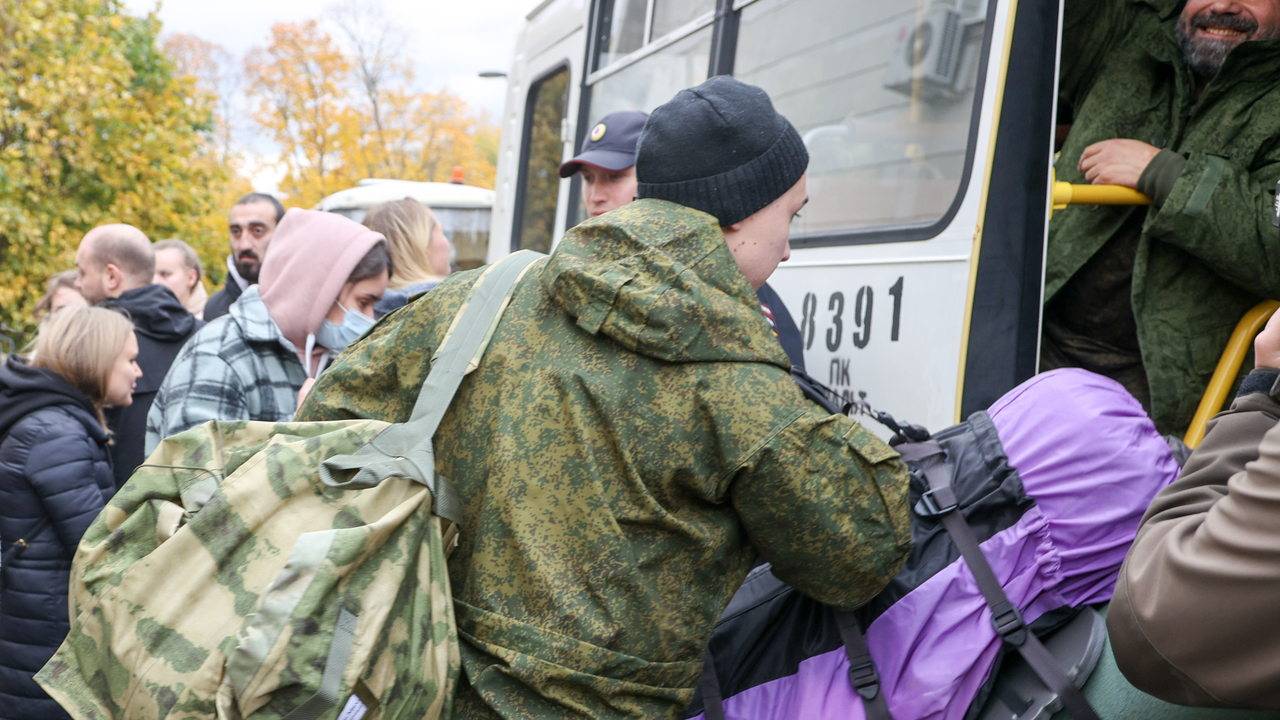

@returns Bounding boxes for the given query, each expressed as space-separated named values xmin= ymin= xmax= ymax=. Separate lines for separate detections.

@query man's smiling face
xmin=1178 ymin=0 xmax=1280 ymax=79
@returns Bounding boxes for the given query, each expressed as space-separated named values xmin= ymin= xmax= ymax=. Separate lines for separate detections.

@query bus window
xmin=514 ymin=67 xmax=570 ymax=254
xmin=600 ymin=0 xmax=648 ymax=67
xmin=588 ymin=28 xmax=712 ymax=127
xmin=652 ymin=0 xmax=716 ymax=40
xmin=573 ymin=21 xmax=714 ymax=226
xmin=734 ymin=0 xmax=987 ymax=239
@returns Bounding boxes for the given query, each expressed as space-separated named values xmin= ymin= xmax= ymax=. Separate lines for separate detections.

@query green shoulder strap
xmin=318 ymin=250 xmax=545 ymax=528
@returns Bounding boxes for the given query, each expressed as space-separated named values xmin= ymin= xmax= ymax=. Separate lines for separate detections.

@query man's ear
xmin=104 ymin=263 xmax=125 ymax=294
xmin=723 ymin=221 xmax=744 ymax=232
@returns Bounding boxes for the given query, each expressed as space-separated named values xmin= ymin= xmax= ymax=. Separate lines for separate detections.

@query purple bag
xmin=687 ymin=369 xmax=1180 ymax=720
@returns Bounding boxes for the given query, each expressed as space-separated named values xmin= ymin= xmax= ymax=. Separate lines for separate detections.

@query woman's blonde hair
xmin=30 ymin=305 xmax=134 ymax=428
xmin=32 ymin=270 xmax=82 ymax=322
xmin=363 ymin=198 xmax=442 ymax=290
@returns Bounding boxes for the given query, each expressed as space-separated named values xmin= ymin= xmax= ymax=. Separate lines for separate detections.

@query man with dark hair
xmin=297 ymin=76 xmax=910 ymax=720
xmin=560 ymin=109 xmax=807 ymax=369
xmin=1042 ymin=0 xmax=1280 ymax=435
xmin=73 ymin=224 xmax=201 ymax=488
xmin=204 ymin=192 xmax=287 ymax=321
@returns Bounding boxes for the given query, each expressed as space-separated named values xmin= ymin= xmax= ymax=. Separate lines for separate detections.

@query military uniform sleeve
xmin=729 ymin=411 xmax=913 ymax=610
xmin=1059 ymin=0 xmax=1137 ymax=106
xmin=1109 ymin=385 xmax=1280 ymax=707
xmin=1142 ymin=152 xmax=1280 ymax=297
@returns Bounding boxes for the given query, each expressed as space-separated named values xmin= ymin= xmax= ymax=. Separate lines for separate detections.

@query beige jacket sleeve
xmin=1109 ymin=383 xmax=1280 ymax=708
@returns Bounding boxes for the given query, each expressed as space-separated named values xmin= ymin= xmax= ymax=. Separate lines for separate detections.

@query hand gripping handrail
xmin=1183 ymin=300 xmax=1280 ymax=448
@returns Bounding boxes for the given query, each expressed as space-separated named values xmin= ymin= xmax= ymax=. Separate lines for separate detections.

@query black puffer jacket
xmin=101 ymin=283 xmax=200 ymax=488
xmin=0 ymin=356 xmax=113 ymax=720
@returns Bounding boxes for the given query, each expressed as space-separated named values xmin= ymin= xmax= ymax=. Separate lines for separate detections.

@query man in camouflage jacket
xmin=1042 ymin=0 xmax=1280 ymax=435
xmin=297 ymin=77 xmax=913 ymax=719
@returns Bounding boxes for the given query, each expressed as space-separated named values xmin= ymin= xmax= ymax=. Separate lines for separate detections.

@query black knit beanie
xmin=635 ymin=76 xmax=809 ymax=226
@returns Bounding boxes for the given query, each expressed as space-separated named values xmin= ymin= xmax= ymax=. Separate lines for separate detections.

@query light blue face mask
xmin=315 ymin=302 xmax=374 ymax=354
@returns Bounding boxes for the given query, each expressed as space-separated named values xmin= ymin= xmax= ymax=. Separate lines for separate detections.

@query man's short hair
xmin=234 ymin=193 xmax=286 ymax=224
xmin=89 ymin=225 xmax=155 ymax=285
xmin=153 ymin=238 xmax=204 ymax=282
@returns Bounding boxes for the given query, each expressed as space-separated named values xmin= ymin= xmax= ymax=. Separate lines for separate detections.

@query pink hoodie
xmin=258 ymin=209 xmax=386 ymax=369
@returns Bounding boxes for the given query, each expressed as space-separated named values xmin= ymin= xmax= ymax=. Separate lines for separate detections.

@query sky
xmin=120 ymin=0 xmax=538 ymax=192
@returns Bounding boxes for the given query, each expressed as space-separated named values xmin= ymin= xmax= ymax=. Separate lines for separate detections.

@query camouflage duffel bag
xmin=36 ymin=251 xmax=545 ymax=720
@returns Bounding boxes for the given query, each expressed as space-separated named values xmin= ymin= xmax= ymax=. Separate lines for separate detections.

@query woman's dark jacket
xmin=0 ymin=357 xmax=114 ymax=719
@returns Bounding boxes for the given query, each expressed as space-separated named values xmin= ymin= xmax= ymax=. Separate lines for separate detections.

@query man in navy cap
xmin=561 ymin=108 xmax=807 ymax=371
xmin=559 ymin=110 xmax=648 ymax=218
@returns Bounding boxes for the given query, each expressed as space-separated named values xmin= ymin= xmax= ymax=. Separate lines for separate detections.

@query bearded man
xmin=1040 ymin=0 xmax=1280 ymax=436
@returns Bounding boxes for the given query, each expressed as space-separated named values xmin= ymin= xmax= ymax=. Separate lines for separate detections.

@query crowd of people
xmin=5 ymin=0 xmax=1280 ymax=712
xmin=0 ymin=190 xmax=453 ymax=718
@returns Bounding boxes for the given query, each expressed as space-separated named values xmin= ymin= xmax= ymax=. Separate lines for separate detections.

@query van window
xmin=734 ymin=0 xmax=987 ymax=238
xmin=514 ymin=67 xmax=570 ymax=254
xmin=433 ymin=207 xmax=492 ymax=270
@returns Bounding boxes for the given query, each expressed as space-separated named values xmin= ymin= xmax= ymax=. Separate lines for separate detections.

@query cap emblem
xmin=590 ymin=123 xmax=607 ymax=141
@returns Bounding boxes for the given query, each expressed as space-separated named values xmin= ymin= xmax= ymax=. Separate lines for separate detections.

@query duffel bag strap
xmin=835 ymin=609 xmax=895 ymax=720
xmin=319 ymin=250 xmax=546 ymax=529
xmin=895 ymin=442 xmax=1102 ymax=720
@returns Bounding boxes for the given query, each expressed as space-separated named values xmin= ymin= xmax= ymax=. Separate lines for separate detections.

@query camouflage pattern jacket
xmin=296 ymin=199 xmax=913 ymax=720
xmin=1048 ymin=0 xmax=1280 ymax=434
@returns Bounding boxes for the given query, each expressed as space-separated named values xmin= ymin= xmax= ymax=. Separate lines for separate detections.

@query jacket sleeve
xmin=730 ymin=411 xmax=913 ymax=611
xmin=1059 ymin=0 xmax=1136 ymax=108
xmin=1108 ymin=383 xmax=1280 ymax=708
xmin=145 ymin=349 xmax=249 ymax=454
xmin=1143 ymin=152 xmax=1280 ymax=297
xmin=21 ymin=415 xmax=109 ymax=555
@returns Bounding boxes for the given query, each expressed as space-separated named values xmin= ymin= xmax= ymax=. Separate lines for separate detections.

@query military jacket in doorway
xmin=296 ymin=199 xmax=913 ymax=720
xmin=1047 ymin=0 xmax=1280 ymax=434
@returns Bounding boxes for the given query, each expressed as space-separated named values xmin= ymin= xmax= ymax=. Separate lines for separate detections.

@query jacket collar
xmin=228 ymin=285 xmax=300 ymax=356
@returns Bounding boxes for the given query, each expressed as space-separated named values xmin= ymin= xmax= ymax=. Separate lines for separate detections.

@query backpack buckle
xmin=991 ymin=604 xmax=1029 ymax=646
xmin=914 ymin=486 xmax=958 ymax=518
xmin=848 ymin=660 xmax=882 ymax=700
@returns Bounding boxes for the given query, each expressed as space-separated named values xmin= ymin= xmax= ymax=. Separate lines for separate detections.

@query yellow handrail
xmin=1183 ymin=300 xmax=1280 ymax=448
xmin=1051 ymin=181 xmax=1152 ymax=211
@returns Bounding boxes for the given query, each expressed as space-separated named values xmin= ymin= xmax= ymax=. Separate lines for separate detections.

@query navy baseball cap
xmin=559 ymin=110 xmax=649 ymax=178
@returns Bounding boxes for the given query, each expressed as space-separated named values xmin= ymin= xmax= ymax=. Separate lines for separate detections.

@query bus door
xmin=491 ymin=0 xmax=589 ymax=259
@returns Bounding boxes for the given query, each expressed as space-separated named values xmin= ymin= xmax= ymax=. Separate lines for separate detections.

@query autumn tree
xmin=0 ymin=0 xmax=245 ymax=344
xmin=162 ymin=33 xmax=240 ymax=163
xmin=244 ymin=21 xmax=361 ymax=204
xmin=245 ymin=13 xmax=499 ymax=208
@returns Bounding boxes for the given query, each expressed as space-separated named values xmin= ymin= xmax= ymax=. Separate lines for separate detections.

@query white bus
xmin=488 ymin=0 xmax=1058 ymax=435
xmin=317 ymin=179 xmax=496 ymax=270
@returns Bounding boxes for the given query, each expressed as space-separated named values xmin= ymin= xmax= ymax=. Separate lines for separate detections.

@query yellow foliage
xmin=0 ymin=0 xmax=246 ymax=343
xmin=245 ymin=20 xmax=499 ymax=209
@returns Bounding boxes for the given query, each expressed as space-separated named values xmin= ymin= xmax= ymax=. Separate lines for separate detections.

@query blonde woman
xmin=31 ymin=269 xmax=88 ymax=323
xmin=363 ymin=198 xmax=452 ymax=318
xmin=0 ymin=306 xmax=141 ymax=719
xmin=153 ymin=238 xmax=209 ymax=319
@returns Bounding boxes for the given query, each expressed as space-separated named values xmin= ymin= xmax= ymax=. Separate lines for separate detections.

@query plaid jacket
xmin=144 ymin=285 xmax=307 ymax=455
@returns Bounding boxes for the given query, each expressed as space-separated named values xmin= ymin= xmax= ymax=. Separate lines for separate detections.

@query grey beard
xmin=1177 ymin=12 xmax=1267 ymax=81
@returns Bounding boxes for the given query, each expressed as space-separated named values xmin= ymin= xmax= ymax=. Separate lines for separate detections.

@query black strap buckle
xmin=848 ymin=660 xmax=881 ymax=700
xmin=991 ymin=605 xmax=1029 ymax=646
xmin=914 ymin=486 xmax=958 ymax=518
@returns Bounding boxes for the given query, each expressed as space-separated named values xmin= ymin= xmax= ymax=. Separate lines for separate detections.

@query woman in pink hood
xmin=144 ymin=209 xmax=391 ymax=452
